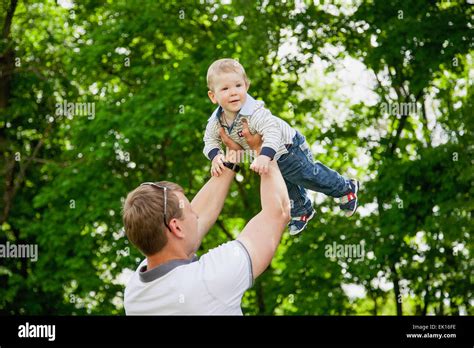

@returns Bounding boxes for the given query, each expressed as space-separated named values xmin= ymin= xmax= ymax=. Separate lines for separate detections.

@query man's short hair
xmin=207 ymin=58 xmax=250 ymax=90
xmin=122 ymin=181 xmax=184 ymax=256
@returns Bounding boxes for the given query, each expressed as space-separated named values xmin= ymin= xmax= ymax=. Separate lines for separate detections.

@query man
xmin=123 ymin=127 xmax=290 ymax=315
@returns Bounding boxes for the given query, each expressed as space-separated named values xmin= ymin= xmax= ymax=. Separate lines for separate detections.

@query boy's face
xmin=208 ymin=72 xmax=249 ymax=115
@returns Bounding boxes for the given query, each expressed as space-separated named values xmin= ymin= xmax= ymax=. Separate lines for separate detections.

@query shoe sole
xmin=345 ymin=180 xmax=359 ymax=217
xmin=289 ymin=210 xmax=316 ymax=236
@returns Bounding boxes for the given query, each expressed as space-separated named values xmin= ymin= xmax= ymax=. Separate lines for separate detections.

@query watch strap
xmin=222 ymin=161 xmax=241 ymax=173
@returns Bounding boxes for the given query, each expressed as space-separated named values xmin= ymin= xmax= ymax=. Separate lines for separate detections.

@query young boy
xmin=203 ymin=58 xmax=359 ymax=234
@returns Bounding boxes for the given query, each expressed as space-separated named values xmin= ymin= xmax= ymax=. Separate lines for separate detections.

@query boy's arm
xmin=248 ymin=109 xmax=283 ymax=174
xmin=203 ymin=119 xmax=224 ymax=161
xmin=251 ymin=108 xmax=283 ymax=160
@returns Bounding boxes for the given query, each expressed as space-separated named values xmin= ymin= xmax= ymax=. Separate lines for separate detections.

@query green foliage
xmin=0 ymin=0 xmax=471 ymax=315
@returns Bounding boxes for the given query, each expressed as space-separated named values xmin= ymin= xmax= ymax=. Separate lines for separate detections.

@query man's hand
xmin=241 ymin=118 xmax=263 ymax=154
xmin=250 ymin=154 xmax=271 ymax=175
xmin=217 ymin=120 xmax=265 ymax=169
xmin=219 ymin=127 xmax=243 ymax=151
xmin=219 ymin=120 xmax=264 ymax=154
xmin=219 ymin=127 xmax=242 ymax=164
xmin=211 ymin=153 xmax=226 ymax=177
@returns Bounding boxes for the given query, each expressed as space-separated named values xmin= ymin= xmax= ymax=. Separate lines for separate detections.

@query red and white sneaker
xmin=339 ymin=179 xmax=359 ymax=217
xmin=288 ymin=210 xmax=316 ymax=235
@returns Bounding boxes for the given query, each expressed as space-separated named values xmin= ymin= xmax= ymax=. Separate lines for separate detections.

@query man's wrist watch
xmin=222 ymin=161 xmax=241 ymax=173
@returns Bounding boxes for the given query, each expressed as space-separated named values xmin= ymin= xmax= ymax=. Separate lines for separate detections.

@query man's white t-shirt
xmin=124 ymin=240 xmax=253 ymax=315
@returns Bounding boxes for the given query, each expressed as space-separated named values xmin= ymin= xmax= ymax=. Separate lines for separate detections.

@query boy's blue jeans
xmin=277 ymin=132 xmax=352 ymax=217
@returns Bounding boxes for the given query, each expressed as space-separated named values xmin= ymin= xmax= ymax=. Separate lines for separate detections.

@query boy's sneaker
xmin=288 ymin=210 xmax=316 ymax=235
xmin=339 ymin=179 xmax=359 ymax=217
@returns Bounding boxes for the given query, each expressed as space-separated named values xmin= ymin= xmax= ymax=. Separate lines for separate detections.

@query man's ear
xmin=168 ymin=219 xmax=185 ymax=239
xmin=208 ymin=90 xmax=217 ymax=104
xmin=245 ymin=81 xmax=250 ymax=92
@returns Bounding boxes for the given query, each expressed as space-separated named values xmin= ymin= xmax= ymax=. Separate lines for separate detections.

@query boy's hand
xmin=250 ymin=155 xmax=271 ymax=175
xmin=211 ymin=154 xmax=226 ymax=177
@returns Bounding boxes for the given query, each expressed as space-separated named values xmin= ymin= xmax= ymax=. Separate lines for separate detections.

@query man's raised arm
xmin=191 ymin=167 xmax=235 ymax=241
xmin=237 ymin=160 xmax=291 ymax=278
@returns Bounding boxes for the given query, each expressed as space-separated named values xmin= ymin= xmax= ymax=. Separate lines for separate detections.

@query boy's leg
xmin=279 ymin=132 xmax=359 ymax=217
xmin=307 ymin=160 xmax=351 ymax=198
xmin=285 ymin=179 xmax=313 ymax=218
xmin=284 ymin=179 xmax=315 ymax=235
xmin=282 ymin=134 xmax=350 ymax=197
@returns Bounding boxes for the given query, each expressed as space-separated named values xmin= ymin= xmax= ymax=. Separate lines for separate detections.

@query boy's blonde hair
xmin=207 ymin=58 xmax=250 ymax=90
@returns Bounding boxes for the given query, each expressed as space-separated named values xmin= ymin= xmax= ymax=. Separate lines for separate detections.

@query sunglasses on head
xmin=140 ymin=182 xmax=171 ymax=231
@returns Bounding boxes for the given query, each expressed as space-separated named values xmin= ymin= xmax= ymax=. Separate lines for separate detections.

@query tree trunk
xmin=422 ymin=273 xmax=431 ymax=316
xmin=0 ymin=0 xmax=19 ymax=224
xmin=391 ymin=264 xmax=403 ymax=316
xmin=422 ymin=292 xmax=429 ymax=316
xmin=0 ymin=0 xmax=18 ymax=108
xmin=255 ymin=281 xmax=266 ymax=314
xmin=371 ymin=290 xmax=378 ymax=315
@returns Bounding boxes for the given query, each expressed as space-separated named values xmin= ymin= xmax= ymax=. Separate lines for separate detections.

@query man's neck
xmin=146 ymin=248 xmax=189 ymax=271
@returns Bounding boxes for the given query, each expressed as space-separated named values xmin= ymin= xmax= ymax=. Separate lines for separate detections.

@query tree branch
xmin=100 ymin=62 xmax=134 ymax=87
xmin=1 ymin=156 xmax=16 ymax=224
xmin=30 ymin=157 xmax=69 ymax=167
xmin=215 ymin=219 xmax=234 ymax=240
xmin=420 ymin=95 xmax=432 ymax=147
xmin=373 ymin=70 xmax=391 ymax=106
xmin=2 ymin=0 xmax=18 ymax=39
xmin=1 ymin=123 xmax=52 ymax=224
xmin=388 ymin=115 xmax=407 ymax=156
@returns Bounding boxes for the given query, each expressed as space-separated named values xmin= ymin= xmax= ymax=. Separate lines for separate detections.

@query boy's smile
xmin=208 ymin=72 xmax=249 ymax=118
